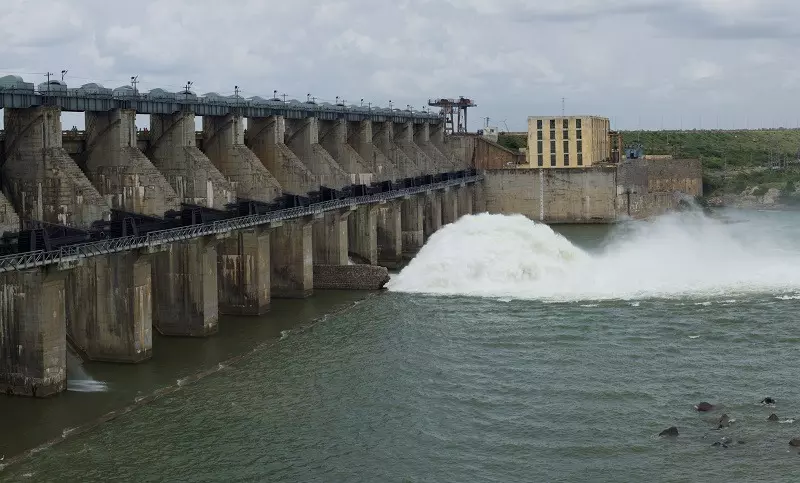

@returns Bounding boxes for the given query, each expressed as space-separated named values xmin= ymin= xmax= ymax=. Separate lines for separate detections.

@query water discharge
xmin=387 ymin=212 xmax=800 ymax=301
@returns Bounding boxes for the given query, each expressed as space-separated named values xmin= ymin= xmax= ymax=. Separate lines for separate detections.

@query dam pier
xmin=0 ymin=77 xmax=483 ymax=397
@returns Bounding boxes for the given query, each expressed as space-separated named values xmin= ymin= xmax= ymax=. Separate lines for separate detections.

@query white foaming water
xmin=386 ymin=212 xmax=800 ymax=302
xmin=66 ymin=350 xmax=108 ymax=393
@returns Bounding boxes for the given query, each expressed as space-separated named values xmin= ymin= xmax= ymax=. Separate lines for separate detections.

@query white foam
xmin=387 ymin=212 xmax=800 ymax=302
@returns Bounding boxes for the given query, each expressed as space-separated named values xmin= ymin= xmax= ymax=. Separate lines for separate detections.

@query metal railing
xmin=0 ymin=175 xmax=482 ymax=273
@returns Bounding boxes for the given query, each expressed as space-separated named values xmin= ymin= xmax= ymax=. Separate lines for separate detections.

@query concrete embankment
xmin=313 ymin=264 xmax=390 ymax=290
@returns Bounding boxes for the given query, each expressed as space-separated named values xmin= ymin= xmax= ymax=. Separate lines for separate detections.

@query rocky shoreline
xmin=706 ymin=187 xmax=800 ymax=210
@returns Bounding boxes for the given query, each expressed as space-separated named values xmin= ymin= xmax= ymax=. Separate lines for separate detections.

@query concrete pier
xmin=458 ymin=185 xmax=474 ymax=216
xmin=348 ymin=205 xmax=378 ymax=265
xmin=0 ymin=269 xmax=66 ymax=397
xmin=66 ymin=252 xmax=152 ymax=363
xmin=2 ymin=106 xmax=109 ymax=227
xmin=0 ymin=193 xmax=20 ymax=234
xmin=442 ymin=188 xmax=459 ymax=225
xmin=394 ymin=121 xmax=435 ymax=173
xmin=218 ymin=227 xmax=271 ymax=315
xmin=373 ymin=121 xmax=421 ymax=178
xmin=313 ymin=209 xmax=351 ymax=266
xmin=319 ymin=119 xmax=373 ymax=185
xmin=83 ymin=108 xmax=180 ymax=216
xmin=148 ymin=111 xmax=234 ymax=209
xmin=429 ymin=122 xmax=462 ymax=169
xmin=424 ymin=191 xmax=443 ymax=240
xmin=203 ymin=113 xmax=282 ymax=202
xmin=347 ymin=120 xmax=397 ymax=181
xmin=247 ymin=116 xmax=317 ymax=194
xmin=284 ymin=118 xmax=349 ymax=189
xmin=152 ymin=238 xmax=219 ymax=337
xmin=414 ymin=122 xmax=455 ymax=172
xmin=377 ymin=201 xmax=403 ymax=269
xmin=270 ymin=219 xmax=313 ymax=298
xmin=401 ymin=195 xmax=425 ymax=258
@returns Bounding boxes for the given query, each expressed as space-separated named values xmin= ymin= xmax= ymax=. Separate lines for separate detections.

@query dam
xmin=0 ymin=75 xmax=482 ymax=398
xmin=0 ymin=75 xmax=702 ymax=399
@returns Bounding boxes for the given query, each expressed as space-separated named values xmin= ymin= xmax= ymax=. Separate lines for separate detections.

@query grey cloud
xmin=2 ymin=0 xmax=800 ymax=131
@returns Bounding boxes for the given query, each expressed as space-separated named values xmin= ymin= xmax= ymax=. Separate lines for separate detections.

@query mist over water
xmin=387 ymin=212 xmax=800 ymax=301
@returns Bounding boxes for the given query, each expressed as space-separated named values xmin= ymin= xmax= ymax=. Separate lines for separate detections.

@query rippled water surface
xmin=3 ymin=210 xmax=800 ymax=482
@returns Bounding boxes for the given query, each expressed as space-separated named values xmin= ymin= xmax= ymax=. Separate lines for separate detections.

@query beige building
xmin=526 ymin=116 xmax=610 ymax=168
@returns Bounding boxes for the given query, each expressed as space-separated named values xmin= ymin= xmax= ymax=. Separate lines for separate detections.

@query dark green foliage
xmin=497 ymin=134 xmax=527 ymax=151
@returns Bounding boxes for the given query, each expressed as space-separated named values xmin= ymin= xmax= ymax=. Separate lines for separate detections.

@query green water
xmin=3 ymin=211 xmax=800 ymax=482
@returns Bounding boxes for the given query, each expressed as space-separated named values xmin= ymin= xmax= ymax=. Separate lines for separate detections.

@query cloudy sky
xmin=2 ymin=0 xmax=800 ymax=131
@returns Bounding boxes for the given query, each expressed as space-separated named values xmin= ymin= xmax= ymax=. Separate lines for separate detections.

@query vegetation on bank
xmin=497 ymin=130 xmax=800 ymax=201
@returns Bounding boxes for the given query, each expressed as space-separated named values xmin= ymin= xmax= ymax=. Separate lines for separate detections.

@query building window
xmin=549 ymin=119 xmax=556 ymax=129
xmin=537 ymin=140 xmax=543 ymax=153
xmin=563 ymin=129 xmax=569 ymax=139
xmin=550 ymin=153 xmax=556 ymax=166
xmin=578 ymin=153 xmax=583 ymax=166
xmin=576 ymin=119 xmax=582 ymax=129
xmin=537 ymin=119 xmax=543 ymax=130
xmin=577 ymin=140 xmax=583 ymax=152
xmin=563 ymin=140 xmax=569 ymax=152
xmin=563 ymin=119 xmax=569 ymax=129
xmin=550 ymin=140 xmax=556 ymax=153
xmin=564 ymin=154 xmax=570 ymax=166
xmin=537 ymin=130 xmax=543 ymax=140
xmin=549 ymin=129 xmax=556 ymax=140
xmin=537 ymin=154 xmax=543 ymax=166
xmin=576 ymin=129 xmax=582 ymax=140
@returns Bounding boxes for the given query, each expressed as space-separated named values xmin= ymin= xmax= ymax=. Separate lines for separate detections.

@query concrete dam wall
xmin=484 ymin=159 xmax=703 ymax=223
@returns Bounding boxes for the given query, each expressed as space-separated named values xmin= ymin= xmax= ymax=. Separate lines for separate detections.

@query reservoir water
xmin=3 ymin=210 xmax=800 ymax=482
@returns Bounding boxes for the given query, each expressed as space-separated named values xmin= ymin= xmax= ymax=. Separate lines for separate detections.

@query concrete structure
xmin=313 ymin=264 xmax=389 ymax=290
xmin=152 ymin=239 xmax=219 ymax=337
xmin=270 ymin=219 xmax=314 ymax=298
xmin=284 ymin=118 xmax=350 ymax=189
xmin=82 ymin=109 xmax=180 ymax=216
xmin=247 ymin=116 xmax=317 ymax=194
xmin=203 ymin=113 xmax=282 ymax=202
xmin=218 ymin=226 xmax=272 ymax=315
xmin=349 ymin=120 xmax=397 ymax=181
xmin=0 ymin=269 xmax=66 ymax=397
xmin=377 ymin=202 xmax=403 ymax=269
xmin=484 ymin=160 xmax=702 ymax=223
xmin=148 ymin=111 xmax=234 ymax=209
xmin=2 ymin=106 xmax=109 ymax=227
xmin=0 ymin=76 xmax=482 ymax=398
xmin=527 ymin=116 xmax=611 ymax=169
xmin=66 ymin=252 xmax=152 ymax=363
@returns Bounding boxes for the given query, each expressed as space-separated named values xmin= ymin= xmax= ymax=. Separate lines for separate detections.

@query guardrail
xmin=0 ymin=175 xmax=482 ymax=273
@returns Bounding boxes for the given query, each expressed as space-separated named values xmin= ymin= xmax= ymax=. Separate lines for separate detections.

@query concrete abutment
xmin=313 ymin=209 xmax=352 ymax=266
xmin=284 ymin=117 xmax=349 ymax=189
xmin=401 ymin=195 xmax=425 ymax=258
xmin=247 ymin=116 xmax=317 ymax=194
xmin=348 ymin=205 xmax=378 ymax=265
xmin=423 ymin=191 xmax=443 ymax=241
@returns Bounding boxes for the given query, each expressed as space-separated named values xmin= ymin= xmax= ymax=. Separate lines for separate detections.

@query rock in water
xmin=659 ymin=426 xmax=679 ymax=437
xmin=761 ymin=397 xmax=776 ymax=405
xmin=789 ymin=438 xmax=800 ymax=447
xmin=768 ymin=413 xmax=780 ymax=422
xmin=695 ymin=402 xmax=715 ymax=412
xmin=717 ymin=414 xmax=731 ymax=428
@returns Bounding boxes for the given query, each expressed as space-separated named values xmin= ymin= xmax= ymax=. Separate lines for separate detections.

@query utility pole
xmin=61 ymin=69 xmax=67 ymax=82
xmin=561 ymin=97 xmax=565 ymax=116
xmin=282 ymin=93 xmax=287 ymax=103
xmin=131 ymin=75 xmax=139 ymax=95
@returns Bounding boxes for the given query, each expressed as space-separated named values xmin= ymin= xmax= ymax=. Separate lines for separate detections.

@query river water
xmin=3 ymin=209 xmax=800 ymax=482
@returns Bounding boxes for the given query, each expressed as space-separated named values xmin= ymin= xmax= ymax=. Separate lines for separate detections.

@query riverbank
xmin=0 ymin=290 xmax=376 ymax=467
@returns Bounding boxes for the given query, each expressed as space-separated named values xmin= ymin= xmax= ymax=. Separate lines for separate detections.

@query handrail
xmin=0 ymin=175 xmax=482 ymax=273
